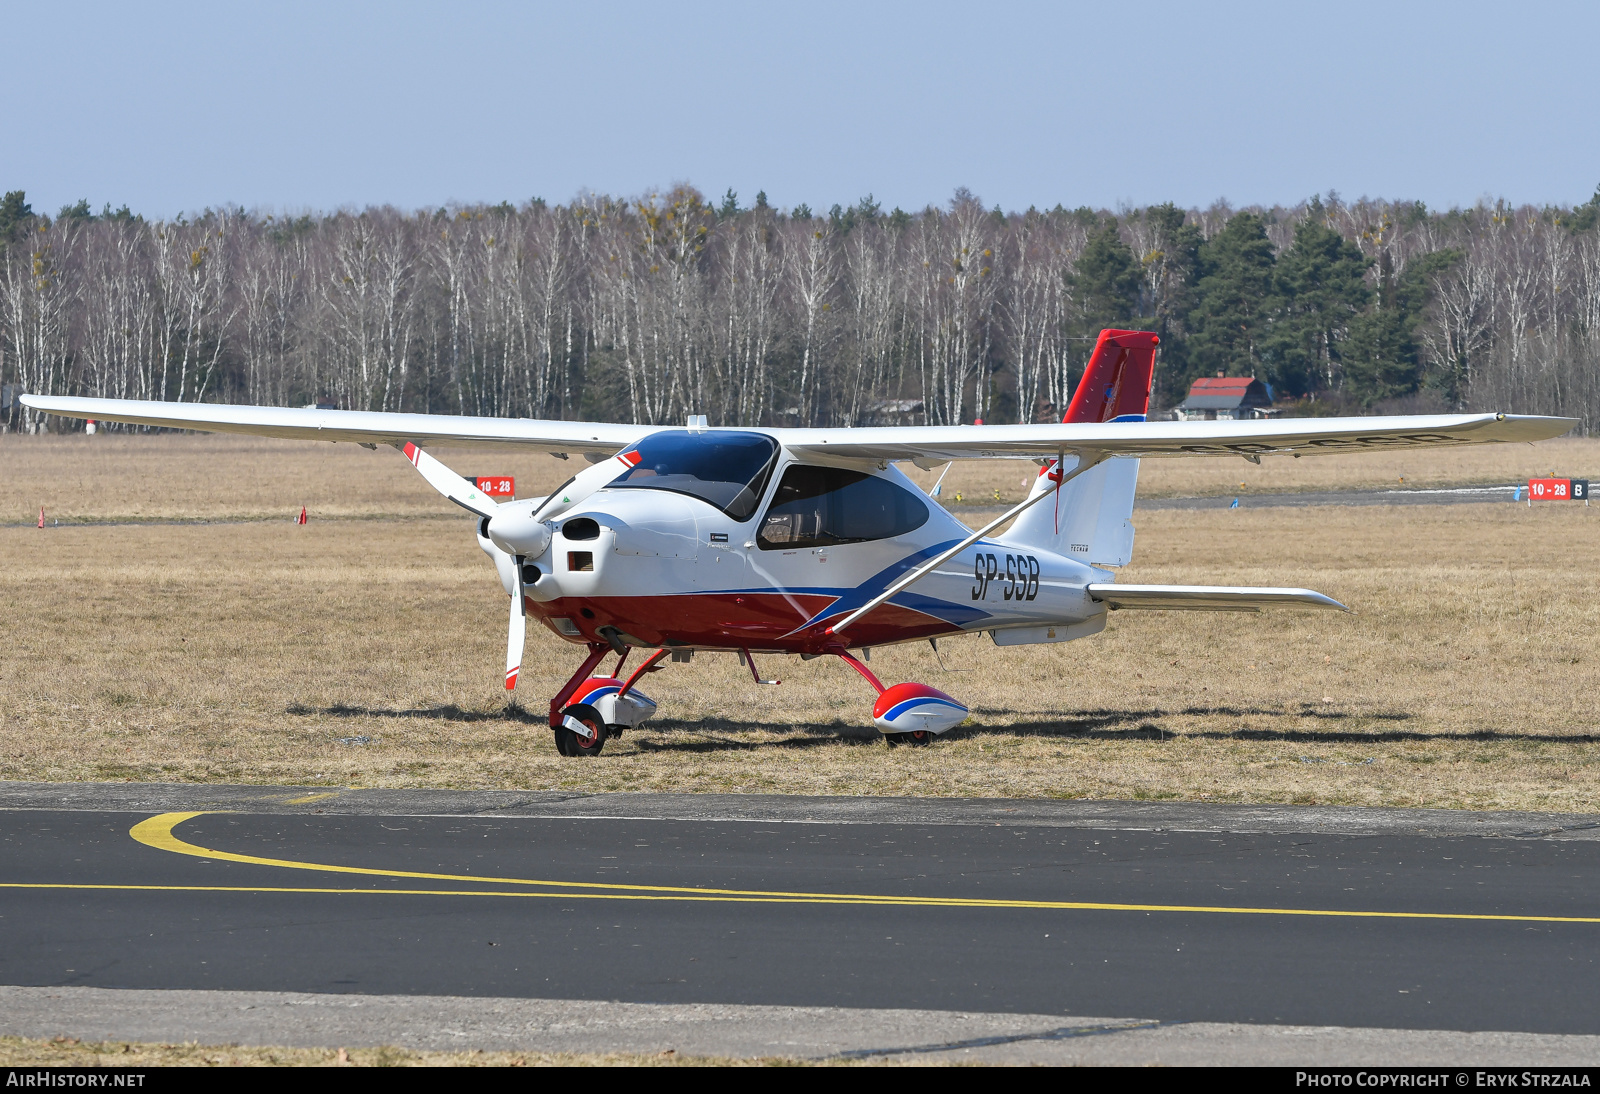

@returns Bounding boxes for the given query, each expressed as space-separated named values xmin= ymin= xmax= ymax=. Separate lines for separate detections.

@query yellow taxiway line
xmin=11 ymin=811 xmax=1584 ymax=925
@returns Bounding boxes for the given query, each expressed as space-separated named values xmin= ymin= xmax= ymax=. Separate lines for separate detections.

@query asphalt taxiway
xmin=3 ymin=785 xmax=1600 ymax=1062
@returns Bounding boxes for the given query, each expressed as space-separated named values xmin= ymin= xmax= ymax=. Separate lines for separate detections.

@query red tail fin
xmin=1062 ymin=329 xmax=1159 ymax=423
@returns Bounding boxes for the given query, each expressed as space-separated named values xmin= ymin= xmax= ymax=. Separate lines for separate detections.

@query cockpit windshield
xmin=607 ymin=430 xmax=779 ymax=521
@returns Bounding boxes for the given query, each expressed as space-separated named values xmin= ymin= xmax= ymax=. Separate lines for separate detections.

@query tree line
xmin=3 ymin=184 xmax=1598 ymax=433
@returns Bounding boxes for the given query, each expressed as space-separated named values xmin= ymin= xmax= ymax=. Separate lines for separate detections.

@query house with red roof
xmin=1174 ymin=373 xmax=1279 ymax=421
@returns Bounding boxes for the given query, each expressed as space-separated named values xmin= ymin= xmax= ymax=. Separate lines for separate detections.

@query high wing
xmin=773 ymin=412 xmax=1575 ymax=461
xmin=19 ymin=394 xmax=1576 ymax=460
xmin=1087 ymin=584 xmax=1349 ymax=612
xmin=17 ymin=395 xmax=647 ymax=455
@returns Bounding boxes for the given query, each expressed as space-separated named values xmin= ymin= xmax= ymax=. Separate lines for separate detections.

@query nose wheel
xmin=555 ymin=702 xmax=607 ymax=756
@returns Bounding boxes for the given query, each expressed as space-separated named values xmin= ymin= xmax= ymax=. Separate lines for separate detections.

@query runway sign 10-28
xmin=473 ymin=476 xmax=515 ymax=499
xmin=1528 ymin=477 xmax=1589 ymax=500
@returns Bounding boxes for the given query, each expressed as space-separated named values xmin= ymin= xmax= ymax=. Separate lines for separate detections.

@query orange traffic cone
xmin=38 ymin=507 xmax=44 ymax=529
xmin=297 ymin=506 xmax=307 ymax=525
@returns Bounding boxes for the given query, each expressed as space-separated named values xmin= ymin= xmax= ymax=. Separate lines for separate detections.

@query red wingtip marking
xmin=505 ymin=668 xmax=519 ymax=690
xmin=620 ymin=450 xmax=642 ymax=467
xmin=403 ymin=441 xmax=419 ymax=463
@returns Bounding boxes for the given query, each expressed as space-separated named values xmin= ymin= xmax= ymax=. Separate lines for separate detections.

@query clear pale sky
xmin=6 ymin=0 xmax=1598 ymax=219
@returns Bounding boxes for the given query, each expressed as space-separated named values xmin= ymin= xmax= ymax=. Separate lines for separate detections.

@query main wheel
xmin=554 ymin=702 xmax=606 ymax=757
xmin=884 ymin=730 xmax=933 ymax=748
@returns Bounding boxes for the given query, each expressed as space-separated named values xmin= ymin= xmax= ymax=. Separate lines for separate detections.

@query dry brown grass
xmin=1 ymin=433 xmax=1597 ymax=812
xmin=0 ymin=433 xmax=579 ymax=523
xmin=0 ymin=1035 xmax=818 ymax=1066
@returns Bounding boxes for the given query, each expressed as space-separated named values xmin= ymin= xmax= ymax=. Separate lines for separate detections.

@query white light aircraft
xmin=22 ymin=330 xmax=1575 ymax=756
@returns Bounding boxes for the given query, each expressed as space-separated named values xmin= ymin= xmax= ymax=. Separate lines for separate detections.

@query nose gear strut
xmin=548 ymin=642 xmax=673 ymax=757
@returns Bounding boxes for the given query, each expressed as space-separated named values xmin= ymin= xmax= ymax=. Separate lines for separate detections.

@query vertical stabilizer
xmin=1004 ymin=330 xmax=1157 ymax=567
xmin=1061 ymin=329 xmax=1160 ymax=424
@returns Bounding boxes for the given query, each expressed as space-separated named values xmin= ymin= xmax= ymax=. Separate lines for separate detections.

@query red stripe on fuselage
xmin=525 ymin=592 xmax=963 ymax=653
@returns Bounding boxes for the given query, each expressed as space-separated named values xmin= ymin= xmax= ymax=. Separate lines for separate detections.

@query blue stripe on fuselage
xmin=748 ymin=539 xmax=999 ymax=635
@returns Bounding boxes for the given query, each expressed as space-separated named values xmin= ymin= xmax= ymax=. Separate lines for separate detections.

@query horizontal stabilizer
xmin=1087 ymin=584 xmax=1349 ymax=612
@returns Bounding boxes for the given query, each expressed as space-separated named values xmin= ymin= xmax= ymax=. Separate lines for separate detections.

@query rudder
xmin=1062 ymin=329 xmax=1160 ymax=424
xmin=1004 ymin=329 xmax=1158 ymax=567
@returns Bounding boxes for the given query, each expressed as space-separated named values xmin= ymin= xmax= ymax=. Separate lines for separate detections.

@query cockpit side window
xmin=608 ymin=430 xmax=779 ymax=521
xmin=756 ymin=465 xmax=929 ymax=550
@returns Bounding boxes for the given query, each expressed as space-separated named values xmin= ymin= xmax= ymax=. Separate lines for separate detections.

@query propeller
xmin=401 ymin=442 xmax=499 ymax=517
xmin=400 ymin=442 xmax=532 ymax=690
xmin=528 ymin=448 xmax=642 ymax=523
xmin=399 ymin=441 xmax=641 ymax=693
xmin=479 ymin=446 xmax=641 ymax=557
xmin=506 ymin=555 xmax=526 ymax=690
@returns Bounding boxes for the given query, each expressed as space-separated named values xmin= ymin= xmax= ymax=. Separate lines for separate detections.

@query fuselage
xmin=487 ymin=429 xmax=1109 ymax=654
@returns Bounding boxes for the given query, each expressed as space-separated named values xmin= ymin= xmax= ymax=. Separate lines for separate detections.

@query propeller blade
xmin=531 ymin=448 xmax=642 ymax=523
xmin=401 ymin=442 xmax=499 ymax=518
xmin=505 ymin=560 xmax=526 ymax=690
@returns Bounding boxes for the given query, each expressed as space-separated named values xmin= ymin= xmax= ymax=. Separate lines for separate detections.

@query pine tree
xmin=1068 ymin=218 xmax=1142 ymax=332
xmin=1344 ymin=249 xmax=1461 ymax=404
xmin=0 ymin=190 xmax=32 ymax=243
xmin=1186 ymin=211 xmax=1277 ymax=380
xmin=1264 ymin=198 xmax=1372 ymax=396
xmin=1569 ymin=185 xmax=1600 ymax=233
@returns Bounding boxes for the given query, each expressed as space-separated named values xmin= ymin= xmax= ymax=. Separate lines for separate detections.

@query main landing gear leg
xmin=835 ymin=648 xmax=886 ymax=694
xmin=550 ymin=642 xmax=611 ymax=757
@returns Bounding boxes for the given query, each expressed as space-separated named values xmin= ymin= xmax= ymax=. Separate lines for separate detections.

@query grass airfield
xmin=1 ymin=431 xmax=1596 ymax=812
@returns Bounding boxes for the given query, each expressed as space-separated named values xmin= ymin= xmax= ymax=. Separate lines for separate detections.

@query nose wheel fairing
xmin=569 ymin=676 xmax=659 ymax=729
